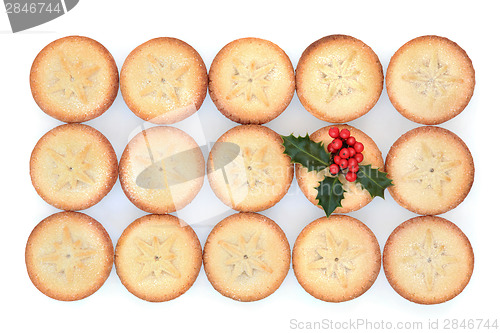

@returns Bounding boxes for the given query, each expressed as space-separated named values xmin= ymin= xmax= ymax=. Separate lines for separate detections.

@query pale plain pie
xmin=203 ymin=212 xmax=290 ymax=302
xmin=25 ymin=211 xmax=114 ymax=301
xmin=385 ymin=126 xmax=474 ymax=215
xmin=120 ymin=37 xmax=208 ymax=124
xmin=383 ymin=215 xmax=474 ymax=304
xmin=30 ymin=35 xmax=119 ymax=123
xmin=208 ymin=37 xmax=295 ymax=124
xmin=293 ymin=215 xmax=381 ymax=302
xmin=30 ymin=124 xmax=118 ymax=211
xmin=386 ymin=35 xmax=475 ymax=125
xmin=296 ymin=35 xmax=384 ymax=123
xmin=207 ymin=125 xmax=293 ymax=212
xmin=114 ymin=214 xmax=202 ymax=302
xmin=296 ymin=124 xmax=384 ymax=213
xmin=119 ymin=126 xmax=205 ymax=214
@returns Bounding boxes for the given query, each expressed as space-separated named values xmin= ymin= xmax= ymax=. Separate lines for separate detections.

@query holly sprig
xmin=281 ymin=129 xmax=393 ymax=217
xmin=281 ymin=134 xmax=330 ymax=172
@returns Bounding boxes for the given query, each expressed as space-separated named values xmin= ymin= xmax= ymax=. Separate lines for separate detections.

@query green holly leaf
xmin=281 ymin=134 xmax=330 ymax=172
xmin=315 ymin=176 xmax=345 ymax=217
xmin=356 ymin=164 xmax=393 ymax=199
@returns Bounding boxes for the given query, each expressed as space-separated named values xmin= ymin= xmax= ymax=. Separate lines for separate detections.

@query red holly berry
xmin=339 ymin=159 xmax=348 ymax=169
xmin=350 ymin=164 xmax=359 ymax=173
xmin=346 ymin=136 xmax=356 ymax=146
xmin=332 ymin=138 xmax=343 ymax=150
xmin=333 ymin=155 xmax=341 ymax=165
xmin=327 ymin=142 xmax=336 ymax=153
xmin=329 ymin=127 xmax=340 ymax=138
xmin=329 ymin=164 xmax=340 ymax=175
xmin=345 ymin=171 xmax=357 ymax=182
xmin=354 ymin=142 xmax=364 ymax=153
xmin=339 ymin=128 xmax=351 ymax=140
xmin=339 ymin=148 xmax=350 ymax=159
xmin=340 ymin=129 xmax=351 ymax=140
xmin=347 ymin=158 xmax=358 ymax=168
xmin=348 ymin=147 xmax=356 ymax=157
xmin=354 ymin=153 xmax=364 ymax=163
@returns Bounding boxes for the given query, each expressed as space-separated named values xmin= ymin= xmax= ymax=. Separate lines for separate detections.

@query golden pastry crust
xmin=203 ymin=212 xmax=290 ymax=301
xmin=119 ymin=126 xmax=205 ymax=214
xmin=296 ymin=124 xmax=384 ymax=213
xmin=293 ymin=215 xmax=381 ymax=302
xmin=30 ymin=124 xmax=118 ymax=211
xmin=385 ymin=126 xmax=474 ymax=215
xmin=120 ymin=37 xmax=207 ymax=124
xmin=30 ymin=36 xmax=119 ymax=123
xmin=386 ymin=35 xmax=475 ymax=125
xmin=25 ymin=211 xmax=114 ymax=301
xmin=208 ymin=37 xmax=295 ymax=124
xmin=296 ymin=35 xmax=383 ymax=123
xmin=383 ymin=216 xmax=474 ymax=304
xmin=115 ymin=214 xmax=202 ymax=302
xmin=207 ymin=125 xmax=293 ymax=212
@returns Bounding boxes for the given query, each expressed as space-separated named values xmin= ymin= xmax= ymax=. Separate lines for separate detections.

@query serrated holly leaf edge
xmin=280 ymin=133 xmax=393 ymax=217
xmin=355 ymin=164 xmax=393 ymax=199
xmin=280 ymin=134 xmax=330 ymax=172
xmin=314 ymin=175 xmax=345 ymax=217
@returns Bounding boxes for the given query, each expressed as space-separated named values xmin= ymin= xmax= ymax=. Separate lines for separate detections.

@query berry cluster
xmin=327 ymin=127 xmax=364 ymax=182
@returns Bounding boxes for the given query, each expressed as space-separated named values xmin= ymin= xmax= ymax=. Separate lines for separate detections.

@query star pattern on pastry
xmin=401 ymin=229 xmax=458 ymax=291
xmin=135 ymin=236 xmax=181 ymax=280
xmin=48 ymin=54 xmax=100 ymax=104
xmin=218 ymin=233 xmax=273 ymax=280
xmin=402 ymin=53 xmax=463 ymax=98
xmin=227 ymin=59 xmax=275 ymax=106
xmin=228 ymin=146 xmax=274 ymax=190
xmin=318 ymin=52 xmax=365 ymax=102
xmin=41 ymin=226 xmax=96 ymax=283
xmin=140 ymin=54 xmax=189 ymax=102
xmin=308 ymin=230 xmax=365 ymax=288
xmin=403 ymin=143 xmax=461 ymax=195
xmin=47 ymin=145 xmax=95 ymax=190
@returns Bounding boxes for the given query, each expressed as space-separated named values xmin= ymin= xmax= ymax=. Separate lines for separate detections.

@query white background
xmin=1 ymin=0 xmax=499 ymax=332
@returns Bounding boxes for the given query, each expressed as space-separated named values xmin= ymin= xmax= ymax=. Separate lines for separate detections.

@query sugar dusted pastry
xmin=385 ymin=126 xmax=474 ymax=215
xmin=119 ymin=126 xmax=204 ymax=214
xmin=120 ymin=37 xmax=208 ymax=124
xmin=203 ymin=213 xmax=290 ymax=301
xmin=115 ymin=214 xmax=202 ymax=302
xmin=383 ymin=215 xmax=474 ymax=304
xmin=209 ymin=37 xmax=295 ymax=124
xmin=30 ymin=36 xmax=119 ymax=123
xmin=25 ymin=212 xmax=114 ymax=301
xmin=386 ymin=35 xmax=475 ymax=124
xmin=293 ymin=215 xmax=381 ymax=302
xmin=207 ymin=125 xmax=293 ymax=212
xmin=296 ymin=35 xmax=383 ymax=123
xmin=30 ymin=124 xmax=118 ymax=211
